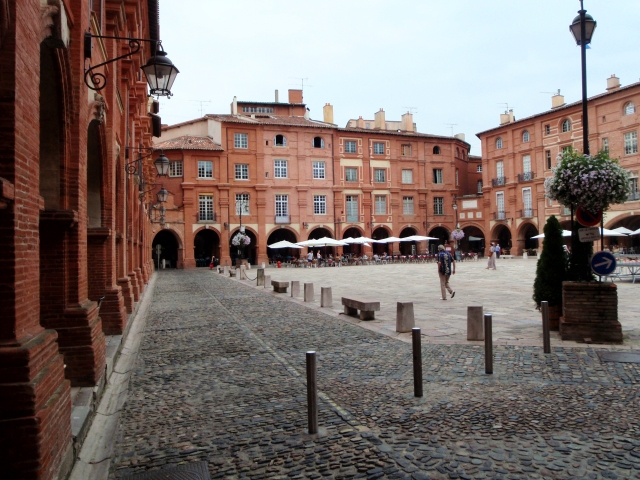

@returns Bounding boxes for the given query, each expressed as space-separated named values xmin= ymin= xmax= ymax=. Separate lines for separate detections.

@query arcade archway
xmin=342 ymin=227 xmax=363 ymax=254
xmin=399 ymin=226 xmax=418 ymax=255
xmin=267 ymin=229 xmax=299 ymax=261
xmin=229 ymin=229 xmax=257 ymax=265
xmin=153 ymin=229 xmax=180 ymax=269
xmin=519 ymin=223 xmax=540 ymax=255
xmin=460 ymin=226 xmax=485 ymax=255
xmin=492 ymin=224 xmax=513 ymax=253
xmin=607 ymin=215 xmax=640 ymax=252
xmin=428 ymin=226 xmax=450 ymax=254
xmin=371 ymin=227 xmax=390 ymax=255
xmin=194 ymin=229 xmax=220 ymax=267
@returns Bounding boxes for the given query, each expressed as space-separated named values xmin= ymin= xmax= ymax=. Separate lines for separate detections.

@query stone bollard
xmin=261 ymin=262 xmax=266 ymax=269
xmin=396 ymin=302 xmax=415 ymax=332
xmin=257 ymin=268 xmax=265 ymax=286
xmin=304 ymin=283 xmax=314 ymax=302
xmin=467 ymin=306 xmax=484 ymax=341
xmin=264 ymin=275 xmax=271 ymax=288
xmin=320 ymin=287 xmax=332 ymax=308
xmin=240 ymin=265 xmax=247 ymax=280
xmin=291 ymin=281 xmax=300 ymax=297
xmin=223 ymin=266 xmax=229 ymax=276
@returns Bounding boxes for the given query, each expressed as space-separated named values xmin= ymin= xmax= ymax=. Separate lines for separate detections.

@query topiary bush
xmin=533 ymin=215 xmax=567 ymax=308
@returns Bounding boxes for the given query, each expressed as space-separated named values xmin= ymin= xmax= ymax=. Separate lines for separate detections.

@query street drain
xmin=120 ymin=461 xmax=210 ymax=480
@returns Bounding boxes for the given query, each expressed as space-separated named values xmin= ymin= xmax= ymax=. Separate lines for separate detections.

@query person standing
xmin=307 ymin=250 xmax=314 ymax=265
xmin=486 ymin=242 xmax=497 ymax=270
xmin=495 ymin=243 xmax=501 ymax=259
xmin=437 ymin=244 xmax=456 ymax=300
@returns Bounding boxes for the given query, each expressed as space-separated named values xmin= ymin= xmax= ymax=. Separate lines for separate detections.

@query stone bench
xmin=341 ymin=297 xmax=380 ymax=320
xmin=271 ymin=280 xmax=289 ymax=293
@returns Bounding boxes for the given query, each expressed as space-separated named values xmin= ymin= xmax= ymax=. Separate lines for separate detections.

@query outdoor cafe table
xmin=609 ymin=261 xmax=640 ymax=284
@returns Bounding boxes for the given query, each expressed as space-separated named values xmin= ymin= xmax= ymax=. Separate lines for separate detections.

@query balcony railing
xmin=628 ymin=191 xmax=640 ymax=202
xmin=494 ymin=211 xmax=507 ymax=221
xmin=197 ymin=212 xmax=216 ymax=222
xmin=517 ymin=171 xmax=535 ymax=182
xmin=520 ymin=208 xmax=535 ymax=218
xmin=346 ymin=214 xmax=359 ymax=223
xmin=562 ymin=206 xmax=571 ymax=216
xmin=492 ymin=176 xmax=507 ymax=187
xmin=275 ymin=214 xmax=290 ymax=224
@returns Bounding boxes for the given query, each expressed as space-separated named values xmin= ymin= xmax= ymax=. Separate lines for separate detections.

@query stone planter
xmin=560 ymin=281 xmax=622 ymax=343
xmin=548 ymin=305 xmax=561 ymax=331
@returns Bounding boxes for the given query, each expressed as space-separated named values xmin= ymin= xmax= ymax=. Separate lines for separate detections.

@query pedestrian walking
xmin=495 ymin=243 xmax=501 ymax=259
xmin=436 ymin=244 xmax=456 ymax=300
xmin=486 ymin=242 xmax=497 ymax=270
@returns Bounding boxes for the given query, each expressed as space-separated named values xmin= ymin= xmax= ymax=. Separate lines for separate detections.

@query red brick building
xmin=0 ymin=1 xmax=168 ymax=477
xmin=153 ymin=91 xmax=474 ymax=266
xmin=476 ymin=75 xmax=640 ymax=254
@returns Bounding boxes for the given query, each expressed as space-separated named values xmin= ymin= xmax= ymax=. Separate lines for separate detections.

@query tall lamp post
xmin=570 ymin=0 xmax=597 ymax=155
xmin=236 ymin=196 xmax=248 ymax=233
xmin=452 ymin=197 xmax=459 ymax=252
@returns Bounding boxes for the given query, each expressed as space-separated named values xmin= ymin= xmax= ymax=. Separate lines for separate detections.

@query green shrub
xmin=533 ymin=215 xmax=567 ymax=307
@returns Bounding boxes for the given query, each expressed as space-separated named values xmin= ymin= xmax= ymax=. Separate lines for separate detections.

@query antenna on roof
xmin=403 ymin=107 xmax=418 ymax=114
xmin=497 ymin=102 xmax=512 ymax=114
xmin=444 ymin=123 xmax=457 ymax=136
xmin=289 ymin=77 xmax=313 ymax=90
xmin=540 ymin=89 xmax=561 ymax=96
xmin=187 ymin=99 xmax=212 ymax=116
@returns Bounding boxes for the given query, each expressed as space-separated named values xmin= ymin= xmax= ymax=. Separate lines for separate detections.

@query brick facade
xmin=0 ymin=0 xmax=162 ymax=477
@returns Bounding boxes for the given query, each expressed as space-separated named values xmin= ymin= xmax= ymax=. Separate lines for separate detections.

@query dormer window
xmin=523 ymin=130 xmax=530 ymax=142
xmin=433 ymin=146 xmax=440 ymax=154
xmin=313 ymin=136 xmax=324 ymax=148
xmin=496 ymin=137 xmax=503 ymax=149
xmin=562 ymin=119 xmax=571 ymax=133
xmin=274 ymin=134 xmax=287 ymax=146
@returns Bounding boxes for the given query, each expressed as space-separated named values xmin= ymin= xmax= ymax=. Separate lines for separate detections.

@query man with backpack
xmin=436 ymin=244 xmax=456 ymax=300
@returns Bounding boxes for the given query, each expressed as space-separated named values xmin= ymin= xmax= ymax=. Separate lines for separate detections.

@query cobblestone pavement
xmin=110 ymin=270 xmax=640 ymax=479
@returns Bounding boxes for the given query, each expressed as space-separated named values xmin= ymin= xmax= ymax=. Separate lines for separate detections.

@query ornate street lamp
xmin=570 ymin=0 xmax=596 ymax=155
xmin=157 ymin=187 xmax=169 ymax=203
xmin=154 ymin=153 xmax=170 ymax=176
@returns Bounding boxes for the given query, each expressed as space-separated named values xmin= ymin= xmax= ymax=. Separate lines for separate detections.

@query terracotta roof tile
xmin=153 ymin=135 xmax=224 ymax=151
xmin=204 ymin=114 xmax=336 ymax=128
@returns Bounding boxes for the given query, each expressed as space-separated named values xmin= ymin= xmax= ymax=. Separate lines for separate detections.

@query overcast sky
xmin=157 ymin=0 xmax=640 ymax=155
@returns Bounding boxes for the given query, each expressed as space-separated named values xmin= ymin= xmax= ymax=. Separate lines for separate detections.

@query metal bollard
xmin=541 ymin=301 xmax=551 ymax=354
xmin=306 ymin=351 xmax=318 ymax=434
xmin=412 ymin=328 xmax=423 ymax=397
xmin=484 ymin=314 xmax=493 ymax=374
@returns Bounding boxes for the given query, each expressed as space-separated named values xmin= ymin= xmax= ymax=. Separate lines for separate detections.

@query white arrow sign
xmin=594 ymin=257 xmax=613 ymax=269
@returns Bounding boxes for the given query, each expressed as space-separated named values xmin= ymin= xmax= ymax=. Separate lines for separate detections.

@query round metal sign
xmin=590 ymin=251 xmax=617 ymax=276
xmin=576 ymin=206 xmax=603 ymax=227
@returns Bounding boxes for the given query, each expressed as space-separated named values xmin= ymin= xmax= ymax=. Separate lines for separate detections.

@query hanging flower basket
xmin=232 ymin=232 xmax=251 ymax=258
xmin=451 ymin=229 xmax=465 ymax=241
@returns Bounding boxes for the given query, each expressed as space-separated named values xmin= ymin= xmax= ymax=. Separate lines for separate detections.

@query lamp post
xmin=452 ymin=198 xmax=460 ymax=251
xmin=570 ymin=0 xmax=596 ymax=155
xmin=236 ymin=196 xmax=248 ymax=233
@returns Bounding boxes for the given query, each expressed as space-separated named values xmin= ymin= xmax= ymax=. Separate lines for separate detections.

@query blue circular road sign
xmin=591 ymin=251 xmax=617 ymax=276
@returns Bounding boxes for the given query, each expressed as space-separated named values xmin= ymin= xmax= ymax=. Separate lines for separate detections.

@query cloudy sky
xmin=157 ymin=0 xmax=640 ymax=155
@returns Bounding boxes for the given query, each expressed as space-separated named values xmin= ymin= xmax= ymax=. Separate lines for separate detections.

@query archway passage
xmin=371 ymin=227 xmax=390 ymax=255
xmin=342 ymin=227 xmax=362 ymax=254
xmin=520 ymin=223 xmax=540 ymax=255
xmin=460 ymin=226 xmax=485 ymax=255
xmin=194 ymin=229 xmax=220 ymax=267
xmin=609 ymin=215 xmax=640 ymax=253
xmin=493 ymin=224 xmax=512 ymax=254
xmin=153 ymin=230 xmax=180 ymax=269
xmin=428 ymin=226 xmax=450 ymax=254
xmin=267 ymin=229 xmax=299 ymax=262
xmin=230 ymin=229 xmax=257 ymax=265
xmin=399 ymin=226 xmax=418 ymax=255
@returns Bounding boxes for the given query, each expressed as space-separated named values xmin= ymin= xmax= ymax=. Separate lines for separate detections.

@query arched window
xmin=624 ymin=102 xmax=635 ymax=115
xmin=496 ymin=137 xmax=503 ymax=149
xmin=561 ymin=119 xmax=571 ymax=133
xmin=523 ymin=130 xmax=530 ymax=142
xmin=433 ymin=146 xmax=440 ymax=154
xmin=477 ymin=180 xmax=483 ymax=193
xmin=274 ymin=134 xmax=287 ymax=146
xmin=313 ymin=136 xmax=324 ymax=148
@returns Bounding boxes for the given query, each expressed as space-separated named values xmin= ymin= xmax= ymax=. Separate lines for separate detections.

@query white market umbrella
xmin=268 ymin=240 xmax=302 ymax=249
xmin=599 ymin=227 xmax=626 ymax=237
xmin=612 ymin=227 xmax=634 ymax=235
xmin=297 ymin=237 xmax=348 ymax=247
xmin=377 ymin=236 xmax=403 ymax=244
xmin=401 ymin=235 xmax=439 ymax=242
xmin=530 ymin=230 xmax=572 ymax=239
xmin=344 ymin=236 xmax=381 ymax=244
xmin=632 ymin=228 xmax=640 ymax=236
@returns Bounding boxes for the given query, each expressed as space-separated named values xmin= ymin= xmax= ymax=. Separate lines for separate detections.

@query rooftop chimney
xmin=454 ymin=133 xmax=465 ymax=141
xmin=499 ymin=109 xmax=515 ymax=125
xmin=231 ymin=96 xmax=237 ymax=115
xmin=323 ymin=103 xmax=334 ymax=124
xmin=275 ymin=89 xmax=279 ymax=102
xmin=606 ymin=74 xmax=621 ymax=91
xmin=551 ymin=92 xmax=565 ymax=108
xmin=304 ymin=108 xmax=310 ymax=120
xmin=374 ymin=108 xmax=385 ymax=129
xmin=401 ymin=112 xmax=414 ymax=132
xmin=288 ymin=89 xmax=303 ymax=104
xmin=357 ymin=116 xmax=365 ymax=128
